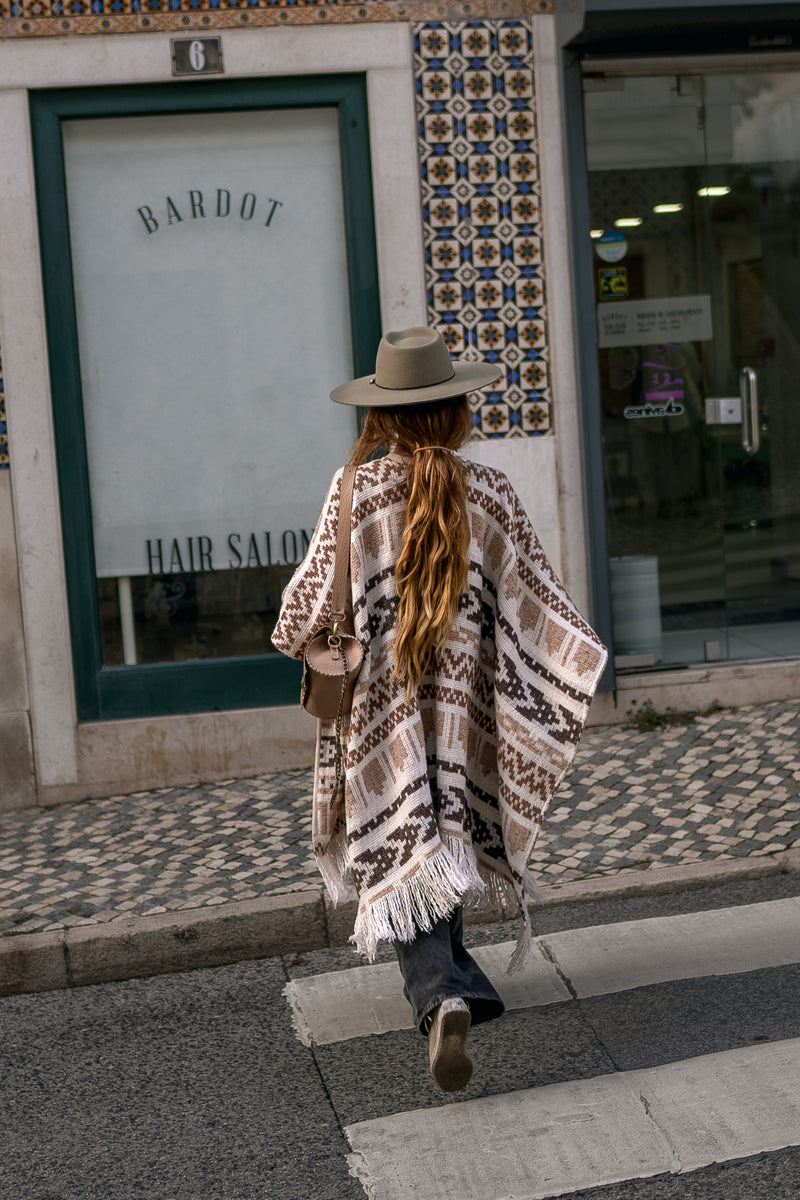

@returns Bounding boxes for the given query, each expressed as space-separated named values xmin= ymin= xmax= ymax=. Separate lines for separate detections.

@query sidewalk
xmin=1 ymin=698 xmax=798 ymax=995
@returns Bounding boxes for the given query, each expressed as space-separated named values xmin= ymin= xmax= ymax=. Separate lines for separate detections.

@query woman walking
xmin=272 ymin=327 xmax=606 ymax=1093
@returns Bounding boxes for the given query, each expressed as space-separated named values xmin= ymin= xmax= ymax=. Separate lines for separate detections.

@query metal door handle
xmin=740 ymin=366 xmax=760 ymax=456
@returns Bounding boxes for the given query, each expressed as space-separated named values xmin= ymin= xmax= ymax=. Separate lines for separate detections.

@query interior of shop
xmin=584 ymin=68 xmax=800 ymax=668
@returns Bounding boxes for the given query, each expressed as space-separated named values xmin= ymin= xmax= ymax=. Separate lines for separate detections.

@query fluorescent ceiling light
xmin=697 ymin=186 xmax=731 ymax=197
xmin=614 ymin=217 xmax=643 ymax=227
xmin=590 ymin=229 xmax=603 ymax=239
xmin=652 ymin=203 xmax=684 ymax=213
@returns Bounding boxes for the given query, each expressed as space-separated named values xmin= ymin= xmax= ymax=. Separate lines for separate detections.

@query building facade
xmin=1 ymin=0 xmax=798 ymax=809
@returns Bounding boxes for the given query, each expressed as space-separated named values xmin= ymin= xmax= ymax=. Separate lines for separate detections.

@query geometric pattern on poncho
xmin=272 ymin=454 xmax=606 ymax=962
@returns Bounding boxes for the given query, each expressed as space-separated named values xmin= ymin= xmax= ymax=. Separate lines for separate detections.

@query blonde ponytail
xmin=350 ymin=396 xmax=471 ymax=694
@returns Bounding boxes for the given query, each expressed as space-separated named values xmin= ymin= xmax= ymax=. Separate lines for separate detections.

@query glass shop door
xmin=584 ymin=66 xmax=800 ymax=669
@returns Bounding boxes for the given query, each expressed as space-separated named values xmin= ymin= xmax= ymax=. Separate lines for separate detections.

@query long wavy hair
xmin=349 ymin=395 xmax=472 ymax=694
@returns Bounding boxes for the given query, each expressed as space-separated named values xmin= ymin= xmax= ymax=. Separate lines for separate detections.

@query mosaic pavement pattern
xmin=415 ymin=17 xmax=551 ymax=439
xmin=530 ymin=700 xmax=799 ymax=880
xmin=1 ymin=700 xmax=797 ymax=937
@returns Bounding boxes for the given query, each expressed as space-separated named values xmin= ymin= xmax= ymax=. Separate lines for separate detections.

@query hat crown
xmin=374 ymin=327 xmax=454 ymax=392
xmin=329 ymin=324 xmax=502 ymax=406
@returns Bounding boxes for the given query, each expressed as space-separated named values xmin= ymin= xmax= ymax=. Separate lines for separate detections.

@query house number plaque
xmin=171 ymin=38 xmax=224 ymax=77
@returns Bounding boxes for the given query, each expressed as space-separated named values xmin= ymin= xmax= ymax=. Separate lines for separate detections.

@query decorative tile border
xmin=0 ymin=346 xmax=8 ymax=470
xmin=1 ymin=0 xmax=552 ymax=39
xmin=414 ymin=18 xmax=550 ymax=438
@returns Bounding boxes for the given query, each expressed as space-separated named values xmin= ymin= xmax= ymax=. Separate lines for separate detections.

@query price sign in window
xmin=62 ymin=108 xmax=357 ymax=668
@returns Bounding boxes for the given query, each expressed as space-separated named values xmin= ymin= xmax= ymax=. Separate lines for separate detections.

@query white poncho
xmin=272 ymin=453 xmax=607 ymax=966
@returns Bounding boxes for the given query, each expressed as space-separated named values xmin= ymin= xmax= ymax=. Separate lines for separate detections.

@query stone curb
xmin=1 ymin=851 xmax=797 ymax=997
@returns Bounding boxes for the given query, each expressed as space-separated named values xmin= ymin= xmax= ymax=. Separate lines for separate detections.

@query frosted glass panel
xmin=62 ymin=108 xmax=356 ymax=664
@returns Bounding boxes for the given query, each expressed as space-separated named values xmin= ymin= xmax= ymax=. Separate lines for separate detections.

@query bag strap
xmin=330 ymin=462 xmax=357 ymax=623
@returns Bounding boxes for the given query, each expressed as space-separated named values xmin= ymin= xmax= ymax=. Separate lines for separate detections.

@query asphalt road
xmin=2 ymin=871 xmax=800 ymax=1200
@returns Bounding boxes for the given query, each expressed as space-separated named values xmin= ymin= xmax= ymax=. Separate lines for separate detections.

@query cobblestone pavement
xmin=1 ymin=700 xmax=797 ymax=937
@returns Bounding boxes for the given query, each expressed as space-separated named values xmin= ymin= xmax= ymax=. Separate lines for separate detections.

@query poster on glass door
xmin=597 ymin=294 xmax=713 ymax=348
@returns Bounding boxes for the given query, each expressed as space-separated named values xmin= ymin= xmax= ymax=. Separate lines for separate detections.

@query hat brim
xmin=330 ymin=360 xmax=502 ymax=407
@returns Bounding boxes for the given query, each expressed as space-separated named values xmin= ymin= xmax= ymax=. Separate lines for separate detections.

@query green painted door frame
xmin=30 ymin=75 xmax=381 ymax=721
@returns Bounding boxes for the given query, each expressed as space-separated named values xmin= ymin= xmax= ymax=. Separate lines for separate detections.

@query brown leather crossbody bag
xmin=300 ymin=463 xmax=364 ymax=722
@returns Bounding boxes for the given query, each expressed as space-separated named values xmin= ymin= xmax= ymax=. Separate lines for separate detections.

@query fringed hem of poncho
xmin=474 ymin=859 xmax=546 ymax=975
xmin=314 ymin=830 xmax=545 ymax=976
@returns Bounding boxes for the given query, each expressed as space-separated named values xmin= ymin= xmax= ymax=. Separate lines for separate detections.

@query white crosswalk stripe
xmin=345 ymin=1039 xmax=800 ymax=1200
xmin=284 ymin=896 xmax=800 ymax=1046
xmin=283 ymin=895 xmax=800 ymax=1198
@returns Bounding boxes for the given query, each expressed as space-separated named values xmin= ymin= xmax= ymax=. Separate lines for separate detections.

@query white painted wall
xmin=466 ymin=437 xmax=563 ymax=579
xmin=533 ymin=13 xmax=592 ymax=615
xmin=0 ymin=88 xmax=80 ymax=793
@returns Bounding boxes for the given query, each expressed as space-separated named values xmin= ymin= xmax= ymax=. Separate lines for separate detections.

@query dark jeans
xmin=393 ymin=906 xmax=505 ymax=1035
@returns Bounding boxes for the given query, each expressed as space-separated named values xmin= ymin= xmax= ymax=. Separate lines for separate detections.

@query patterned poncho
xmin=272 ymin=453 xmax=607 ymax=967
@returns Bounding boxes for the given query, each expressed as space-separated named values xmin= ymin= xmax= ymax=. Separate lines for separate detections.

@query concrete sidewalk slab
xmin=1 ymin=890 xmax=324 ymax=996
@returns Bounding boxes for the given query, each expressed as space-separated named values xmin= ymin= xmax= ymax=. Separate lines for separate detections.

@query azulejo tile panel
xmin=0 ymin=347 xmax=8 ymax=470
xmin=414 ymin=18 xmax=551 ymax=438
xmin=0 ymin=0 xmax=553 ymax=39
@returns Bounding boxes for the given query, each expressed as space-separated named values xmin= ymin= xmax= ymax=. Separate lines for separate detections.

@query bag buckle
xmin=327 ymin=610 xmax=345 ymax=658
xmin=328 ymin=611 xmax=345 ymax=639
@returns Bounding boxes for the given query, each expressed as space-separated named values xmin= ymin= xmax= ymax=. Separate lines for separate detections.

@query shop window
xmin=31 ymin=78 xmax=380 ymax=719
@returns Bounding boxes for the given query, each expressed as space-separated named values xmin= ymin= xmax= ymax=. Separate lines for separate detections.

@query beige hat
xmin=330 ymin=326 xmax=502 ymax=407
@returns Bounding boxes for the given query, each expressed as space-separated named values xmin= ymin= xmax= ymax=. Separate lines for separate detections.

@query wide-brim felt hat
xmin=330 ymin=327 xmax=502 ymax=407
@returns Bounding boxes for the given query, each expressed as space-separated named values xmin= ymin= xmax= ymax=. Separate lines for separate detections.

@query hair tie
xmin=412 ymin=445 xmax=452 ymax=454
